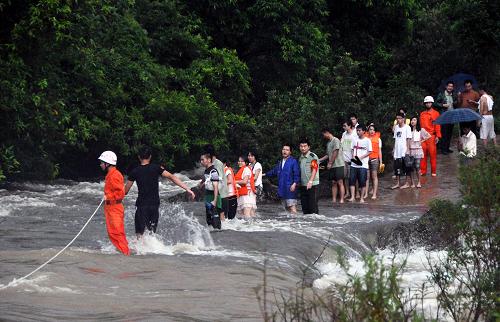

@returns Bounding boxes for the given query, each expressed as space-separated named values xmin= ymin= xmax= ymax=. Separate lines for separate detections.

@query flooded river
xmin=0 ymin=154 xmax=461 ymax=321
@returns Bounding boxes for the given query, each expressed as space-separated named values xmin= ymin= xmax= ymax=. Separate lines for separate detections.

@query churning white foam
xmin=1 ymin=274 xmax=81 ymax=294
xmin=313 ymin=247 xmax=449 ymax=319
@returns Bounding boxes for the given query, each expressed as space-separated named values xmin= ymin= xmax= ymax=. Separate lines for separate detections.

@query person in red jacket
xmin=419 ymin=96 xmax=441 ymax=177
xmin=98 ymin=151 xmax=130 ymax=256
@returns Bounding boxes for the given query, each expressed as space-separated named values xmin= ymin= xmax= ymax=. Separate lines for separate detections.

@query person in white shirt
xmin=478 ymin=89 xmax=496 ymax=147
xmin=347 ymin=124 xmax=372 ymax=203
xmin=341 ymin=121 xmax=355 ymax=199
xmin=248 ymin=152 xmax=264 ymax=200
xmin=458 ymin=125 xmax=477 ymax=159
xmin=391 ymin=112 xmax=412 ymax=189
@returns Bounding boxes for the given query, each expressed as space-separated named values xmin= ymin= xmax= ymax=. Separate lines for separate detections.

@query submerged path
xmin=0 ymin=152 xmax=464 ymax=321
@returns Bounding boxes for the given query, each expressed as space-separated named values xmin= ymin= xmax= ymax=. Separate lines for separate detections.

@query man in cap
xmin=98 ymin=151 xmax=130 ymax=256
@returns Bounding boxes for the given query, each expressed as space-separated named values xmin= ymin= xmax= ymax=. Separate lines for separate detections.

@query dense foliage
xmin=1 ymin=0 xmax=498 ymax=180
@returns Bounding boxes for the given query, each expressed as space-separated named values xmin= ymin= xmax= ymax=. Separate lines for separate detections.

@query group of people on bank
xmin=96 ymin=79 xmax=496 ymax=255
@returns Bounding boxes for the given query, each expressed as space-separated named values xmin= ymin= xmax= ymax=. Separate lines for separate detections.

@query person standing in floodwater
xmin=203 ymin=145 xmax=228 ymax=221
xmin=200 ymin=152 xmax=222 ymax=229
xmin=222 ymin=159 xmax=238 ymax=220
xmin=125 ymin=146 xmax=195 ymax=238
xmin=235 ymin=156 xmax=257 ymax=218
xmin=298 ymin=138 xmax=320 ymax=214
xmin=248 ymin=152 xmax=263 ymax=201
xmin=98 ymin=150 xmax=130 ymax=256
xmin=264 ymin=144 xmax=300 ymax=214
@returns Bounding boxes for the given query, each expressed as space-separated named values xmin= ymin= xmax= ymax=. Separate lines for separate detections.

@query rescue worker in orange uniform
xmin=98 ymin=151 xmax=130 ymax=256
xmin=419 ymin=96 xmax=441 ymax=177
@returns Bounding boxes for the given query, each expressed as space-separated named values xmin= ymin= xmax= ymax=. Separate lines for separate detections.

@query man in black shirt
xmin=125 ymin=147 xmax=195 ymax=237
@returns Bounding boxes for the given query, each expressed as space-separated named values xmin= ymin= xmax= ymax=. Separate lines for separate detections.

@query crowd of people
xmin=95 ymin=80 xmax=496 ymax=254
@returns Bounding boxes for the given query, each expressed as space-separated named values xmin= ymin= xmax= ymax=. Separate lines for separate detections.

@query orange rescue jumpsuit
xmin=104 ymin=167 xmax=130 ymax=255
xmin=420 ymin=108 xmax=441 ymax=175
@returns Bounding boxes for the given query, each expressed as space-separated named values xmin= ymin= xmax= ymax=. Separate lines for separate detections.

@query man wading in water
xmin=125 ymin=146 xmax=195 ymax=238
xmin=99 ymin=151 xmax=130 ymax=255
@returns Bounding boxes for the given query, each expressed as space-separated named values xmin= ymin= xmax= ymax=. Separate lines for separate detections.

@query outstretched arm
xmin=162 ymin=170 xmax=195 ymax=200
xmin=265 ymin=162 xmax=279 ymax=177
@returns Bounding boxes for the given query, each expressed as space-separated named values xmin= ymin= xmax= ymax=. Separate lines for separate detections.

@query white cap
xmin=423 ymin=96 xmax=434 ymax=103
xmin=98 ymin=151 xmax=117 ymax=165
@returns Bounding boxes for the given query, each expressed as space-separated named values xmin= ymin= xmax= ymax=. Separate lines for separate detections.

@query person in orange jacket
xmin=98 ymin=151 xmax=130 ymax=256
xmin=419 ymin=96 xmax=441 ymax=177
xmin=364 ymin=124 xmax=383 ymax=199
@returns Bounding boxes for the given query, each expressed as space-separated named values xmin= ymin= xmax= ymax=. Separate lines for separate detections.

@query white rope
xmin=0 ymin=198 xmax=105 ymax=290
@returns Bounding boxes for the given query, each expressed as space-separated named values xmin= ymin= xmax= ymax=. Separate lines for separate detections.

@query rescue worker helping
xmin=98 ymin=151 xmax=130 ymax=256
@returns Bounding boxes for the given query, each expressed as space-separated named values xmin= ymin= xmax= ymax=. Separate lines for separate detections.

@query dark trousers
xmin=299 ymin=185 xmax=319 ymax=214
xmin=222 ymin=195 xmax=238 ymax=219
xmin=440 ymin=123 xmax=454 ymax=151
xmin=135 ymin=206 xmax=159 ymax=234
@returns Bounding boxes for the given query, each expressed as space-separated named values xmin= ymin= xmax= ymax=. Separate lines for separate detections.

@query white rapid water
xmin=313 ymin=247 xmax=451 ymax=320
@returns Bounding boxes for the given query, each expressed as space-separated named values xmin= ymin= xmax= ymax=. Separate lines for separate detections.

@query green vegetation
xmin=1 ymin=0 xmax=499 ymax=180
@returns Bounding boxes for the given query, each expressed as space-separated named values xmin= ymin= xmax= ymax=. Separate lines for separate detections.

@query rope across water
xmin=0 ymin=198 xmax=105 ymax=290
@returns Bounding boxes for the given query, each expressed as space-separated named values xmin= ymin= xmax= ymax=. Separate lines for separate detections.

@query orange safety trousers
xmin=104 ymin=204 xmax=130 ymax=256
xmin=420 ymin=135 xmax=437 ymax=175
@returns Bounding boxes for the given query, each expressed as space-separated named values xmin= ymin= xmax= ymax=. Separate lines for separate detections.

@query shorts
xmin=344 ymin=161 xmax=351 ymax=179
xmin=393 ymin=158 xmax=407 ymax=176
xmin=412 ymin=158 xmax=421 ymax=171
xmin=135 ymin=205 xmax=159 ymax=234
xmin=349 ymin=166 xmax=368 ymax=188
xmin=328 ymin=166 xmax=345 ymax=181
xmin=282 ymin=199 xmax=298 ymax=208
xmin=368 ymin=159 xmax=379 ymax=172
xmin=255 ymin=185 xmax=264 ymax=196
xmin=480 ymin=115 xmax=496 ymax=139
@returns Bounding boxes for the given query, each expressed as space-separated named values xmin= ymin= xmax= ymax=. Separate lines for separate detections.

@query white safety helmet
xmin=423 ymin=96 xmax=434 ymax=103
xmin=98 ymin=151 xmax=117 ymax=165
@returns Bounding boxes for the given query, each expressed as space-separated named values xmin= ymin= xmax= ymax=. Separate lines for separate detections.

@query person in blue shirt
xmin=264 ymin=144 xmax=301 ymax=214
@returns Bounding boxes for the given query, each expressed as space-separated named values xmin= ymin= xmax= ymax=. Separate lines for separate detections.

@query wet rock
xmin=376 ymin=211 xmax=458 ymax=251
